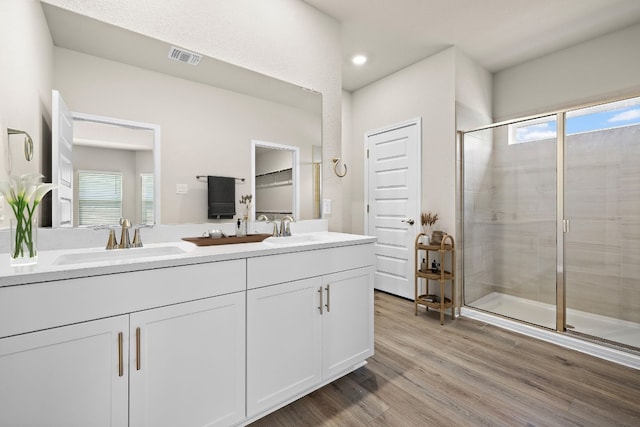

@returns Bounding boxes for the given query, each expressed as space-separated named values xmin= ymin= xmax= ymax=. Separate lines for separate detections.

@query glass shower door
xmin=463 ymin=117 xmax=558 ymax=328
xmin=564 ymin=97 xmax=640 ymax=349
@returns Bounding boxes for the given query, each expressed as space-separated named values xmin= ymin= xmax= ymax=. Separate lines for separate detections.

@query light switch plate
xmin=176 ymin=184 xmax=188 ymax=194
xmin=323 ymin=198 xmax=331 ymax=215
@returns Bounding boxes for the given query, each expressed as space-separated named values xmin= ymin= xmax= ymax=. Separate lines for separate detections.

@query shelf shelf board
xmin=416 ymin=270 xmax=454 ymax=280
xmin=417 ymin=243 xmax=453 ymax=251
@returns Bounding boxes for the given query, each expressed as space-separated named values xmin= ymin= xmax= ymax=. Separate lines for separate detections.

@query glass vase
xmin=10 ymin=217 xmax=38 ymax=266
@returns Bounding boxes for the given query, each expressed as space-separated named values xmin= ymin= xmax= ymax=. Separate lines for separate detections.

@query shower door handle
xmin=402 ymin=218 xmax=415 ymax=225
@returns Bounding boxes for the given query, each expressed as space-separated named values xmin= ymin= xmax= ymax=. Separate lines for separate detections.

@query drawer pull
xmin=318 ymin=287 xmax=323 ymax=314
xmin=117 ymin=332 xmax=124 ymax=377
xmin=136 ymin=327 xmax=141 ymax=371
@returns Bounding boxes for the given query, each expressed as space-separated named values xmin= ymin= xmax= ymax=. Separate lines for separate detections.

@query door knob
xmin=401 ymin=218 xmax=415 ymax=225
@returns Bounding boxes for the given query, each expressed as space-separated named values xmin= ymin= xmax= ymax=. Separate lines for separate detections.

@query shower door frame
xmin=460 ymin=93 xmax=640 ymax=338
xmin=458 ymin=112 xmax=567 ymax=332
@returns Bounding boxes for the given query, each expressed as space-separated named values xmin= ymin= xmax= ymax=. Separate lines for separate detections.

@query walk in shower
xmin=461 ymin=96 xmax=640 ymax=351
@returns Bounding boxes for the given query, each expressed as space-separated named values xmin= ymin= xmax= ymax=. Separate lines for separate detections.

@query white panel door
xmin=366 ymin=119 xmax=421 ymax=299
xmin=0 ymin=316 xmax=129 ymax=427
xmin=129 ymin=294 xmax=246 ymax=427
xmin=51 ymin=90 xmax=74 ymax=227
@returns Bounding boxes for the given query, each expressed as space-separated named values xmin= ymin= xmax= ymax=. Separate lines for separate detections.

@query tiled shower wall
xmin=464 ymin=124 xmax=640 ymax=323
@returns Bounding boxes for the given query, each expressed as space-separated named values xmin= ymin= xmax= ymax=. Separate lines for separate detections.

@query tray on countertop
xmin=182 ymin=234 xmax=272 ymax=246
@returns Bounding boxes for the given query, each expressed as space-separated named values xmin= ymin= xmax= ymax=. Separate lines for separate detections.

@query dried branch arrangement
xmin=421 ymin=212 xmax=438 ymax=227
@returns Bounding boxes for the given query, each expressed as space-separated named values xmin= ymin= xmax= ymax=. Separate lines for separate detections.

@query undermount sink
xmin=263 ymin=235 xmax=319 ymax=246
xmin=53 ymin=243 xmax=191 ymax=266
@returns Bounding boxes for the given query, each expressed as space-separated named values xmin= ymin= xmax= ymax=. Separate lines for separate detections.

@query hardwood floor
xmin=251 ymin=291 xmax=640 ymax=426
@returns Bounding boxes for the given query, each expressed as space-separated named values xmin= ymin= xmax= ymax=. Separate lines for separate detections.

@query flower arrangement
xmin=421 ymin=211 xmax=438 ymax=235
xmin=0 ymin=173 xmax=55 ymax=262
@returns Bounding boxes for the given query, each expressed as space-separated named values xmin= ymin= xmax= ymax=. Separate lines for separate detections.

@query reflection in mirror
xmin=71 ymin=115 xmax=160 ymax=226
xmin=252 ymin=141 xmax=299 ymax=221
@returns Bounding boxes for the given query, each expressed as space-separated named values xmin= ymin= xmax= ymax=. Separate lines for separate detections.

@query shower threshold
xmin=463 ymin=292 xmax=640 ymax=370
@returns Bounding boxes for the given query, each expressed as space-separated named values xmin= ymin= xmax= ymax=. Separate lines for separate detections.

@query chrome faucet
xmin=280 ymin=216 xmax=294 ymax=237
xmin=132 ymin=224 xmax=153 ymax=248
xmin=257 ymin=214 xmax=278 ymax=236
xmin=105 ymin=228 xmax=118 ymax=250
xmin=94 ymin=224 xmax=119 ymax=250
xmin=118 ymin=218 xmax=132 ymax=249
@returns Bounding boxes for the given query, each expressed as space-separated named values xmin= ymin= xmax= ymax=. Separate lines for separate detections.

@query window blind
xmin=141 ymin=173 xmax=154 ymax=224
xmin=78 ymin=171 xmax=123 ymax=226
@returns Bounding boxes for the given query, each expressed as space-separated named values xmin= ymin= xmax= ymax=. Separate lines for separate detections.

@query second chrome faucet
xmin=104 ymin=219 xmax=151 ymax=249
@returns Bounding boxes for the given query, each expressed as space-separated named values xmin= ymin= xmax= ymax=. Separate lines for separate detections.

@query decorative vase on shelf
xmin=10 ymin=216 xmax=38 ymax=266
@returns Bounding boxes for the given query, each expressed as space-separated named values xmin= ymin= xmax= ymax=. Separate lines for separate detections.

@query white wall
xmin=494 ymin=22 xmax=640 ymax=121
xmin=455 ymin=49 xmax=493 ymax=131
xmin=54 ymin=48 xmax=320 ymax=224
xmin=348 ymin=47 xmax=457 ymax=236
xmin=43 ymin=0 xmax=344 ymax=230
xmin=0 ymin=0 xmax=53 ymax=226
xmin=340 ymin=90 xmax=354 ymax=231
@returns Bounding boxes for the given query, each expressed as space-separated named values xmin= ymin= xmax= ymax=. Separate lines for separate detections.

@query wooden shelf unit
xmin=414 ymin=233 xmax=456 ymax=325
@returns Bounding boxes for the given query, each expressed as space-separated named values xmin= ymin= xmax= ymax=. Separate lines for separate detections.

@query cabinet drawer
xmin=247 ymin=243 xmax=374 ymax=289
xmin=0 ymin=259 xmax=246 ymax=338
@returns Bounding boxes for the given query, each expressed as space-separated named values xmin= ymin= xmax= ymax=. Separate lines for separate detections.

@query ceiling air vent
xmin=168 ymin=46 xmax=202 ymax=66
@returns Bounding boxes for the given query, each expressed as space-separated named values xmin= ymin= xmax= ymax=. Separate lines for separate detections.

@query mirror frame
xmin=251 ymin=139 xmax=299 ymax=221
xmin=72 ymin=111 xmax=162 ymax=225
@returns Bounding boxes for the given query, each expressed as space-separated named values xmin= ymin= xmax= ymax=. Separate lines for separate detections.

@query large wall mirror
xmin=3 ymin=2 xmax=322 ymax=227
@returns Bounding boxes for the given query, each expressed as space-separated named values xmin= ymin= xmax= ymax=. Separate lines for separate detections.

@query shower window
xmin=508 ymin=116 xmax=557 ymax=145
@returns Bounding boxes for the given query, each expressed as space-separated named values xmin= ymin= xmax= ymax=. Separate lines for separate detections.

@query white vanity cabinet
xmin=0 ymin=315 xmax=129 ymax=427
xmin=321 ymin=267 xmax=374 ymax=379
xmin=246 ymin=277 xmax=323 ymax=415
xmin=0 ymin=259 xmax=246 ymax=427
xmin=129 ymin=292 xmax=246 ymax=427
xmin=246 ymin=244 xmax=375 ymax=419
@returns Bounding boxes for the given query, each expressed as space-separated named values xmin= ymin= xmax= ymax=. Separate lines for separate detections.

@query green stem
xmin=11 ymin=200 xmax=38 ymax=260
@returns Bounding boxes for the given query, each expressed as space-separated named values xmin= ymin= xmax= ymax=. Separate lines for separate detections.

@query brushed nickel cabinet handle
xmin=325 ymin=284 xmax=331 ymax=312
xmin=318 ymin=287 xmax=323 ymax=314
xmin=136 ymin=327 xmax=141 ymax=371
xmin=117 ymin=332 xmax=124 ymax=377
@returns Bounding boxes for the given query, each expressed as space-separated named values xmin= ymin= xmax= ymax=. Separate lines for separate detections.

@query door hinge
xmin=563 ymin=219 xmax=570 ymax=233
xmin=366 ymin=149 xmax=369 ymax=159
xmin=366 ymin=204 xmax=369 ymax=213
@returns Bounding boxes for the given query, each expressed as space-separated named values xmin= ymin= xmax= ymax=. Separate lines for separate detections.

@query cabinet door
xmin=322 ymin=267 xmax=374 ymax=379
xmin=246 ymin=277 xmax=322 ymax=417
xmin=0 ymin=316 xmax=129 ymax=427
xmin=129 ymin=293 xmax=246 ymax=427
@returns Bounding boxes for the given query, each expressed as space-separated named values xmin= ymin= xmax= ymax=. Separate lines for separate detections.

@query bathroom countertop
xmin=0 ymin=232 xmax=376 ymax=287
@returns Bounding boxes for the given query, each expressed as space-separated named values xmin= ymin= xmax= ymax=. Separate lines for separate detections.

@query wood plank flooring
xmin=250 ymin=291 xmax=640 ymax=426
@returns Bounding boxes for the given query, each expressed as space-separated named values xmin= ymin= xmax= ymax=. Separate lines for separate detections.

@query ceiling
xmin=304 ymin=0 xmax=640 ymax=92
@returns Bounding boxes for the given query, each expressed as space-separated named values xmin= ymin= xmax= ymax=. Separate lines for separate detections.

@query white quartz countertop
xmin=0 ymin=232 xmax=376 ymax=287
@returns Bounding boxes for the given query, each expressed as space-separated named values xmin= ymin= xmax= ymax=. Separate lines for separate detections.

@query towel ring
xmin=7 ymin=128 xmax=34 ymax=161
xmin=332 ymin=158 xmax=347 ymax=178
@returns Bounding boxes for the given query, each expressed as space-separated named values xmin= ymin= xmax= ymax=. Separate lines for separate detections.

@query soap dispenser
xmin=237 ymin=218 xmax=246 ymax=237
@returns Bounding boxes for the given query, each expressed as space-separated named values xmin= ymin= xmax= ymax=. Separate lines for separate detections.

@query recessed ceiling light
xmin=351 ymin=54 xmax=368 ymax=66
